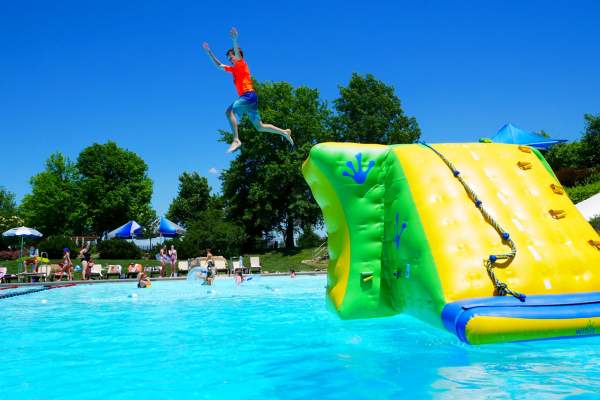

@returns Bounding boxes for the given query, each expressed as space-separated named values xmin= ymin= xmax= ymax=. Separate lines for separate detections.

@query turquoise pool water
xmin=2 ymin=275 xmax=600 ymax=399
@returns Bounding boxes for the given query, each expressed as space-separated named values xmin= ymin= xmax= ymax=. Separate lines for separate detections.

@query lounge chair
xmin=177 ymin=261 xmax=189 ymax=275
xmin=126 ymin=264 xmax=142 ymax=279
xmin=231 ymin=257 xmax=247 ymax=275
xmin=213 ymin=257 xmax=228 ymax=275
xmin=106 ymin=265 xmax=122 ymax=279
xmin=48 ymin=264 xmax=66 ymax=281
xmin=89 ymin=264 xmax=104 ymax=279
xmin=37 ymin=264 xmax=53 ymax=282
xmin=144 ymin=266 xmax=161 ymax=278
xmin=0 ymin=266 xmax=18 ymax=283
xmin=249 ymin=257 xmax=262 ymax=274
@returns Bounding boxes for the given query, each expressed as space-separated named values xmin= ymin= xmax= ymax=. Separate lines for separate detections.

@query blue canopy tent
xmin=158 ymin=217 xmax=186 ymax=238
xmin=107 ymin=220 xmax=142 ymax=239
xmin=489 ymin=123 xmax=567 ymax=150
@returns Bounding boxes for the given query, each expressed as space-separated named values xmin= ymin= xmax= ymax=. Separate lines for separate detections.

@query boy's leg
xmin=226 ymin=105 xmax=242 ymax=153
xmin=253 ymin=120 xmax=294 ymax=146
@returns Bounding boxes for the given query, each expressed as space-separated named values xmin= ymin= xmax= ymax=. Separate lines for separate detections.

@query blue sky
xmin=1 ymin=0 xmax=599 ymax=217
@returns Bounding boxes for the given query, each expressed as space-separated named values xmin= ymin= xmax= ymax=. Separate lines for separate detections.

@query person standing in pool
xmin=235 ymin=270 xmax=244 ymax=286
xmin=202 ymin=27 xmax=294 ymax=153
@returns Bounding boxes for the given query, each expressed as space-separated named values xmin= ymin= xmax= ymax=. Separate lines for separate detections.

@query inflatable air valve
xmin=361 ymin=272 xmax=373 ymax=282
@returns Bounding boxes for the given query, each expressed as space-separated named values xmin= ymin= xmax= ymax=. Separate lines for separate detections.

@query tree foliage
xmin=166 ymin=172 xmax=212 ymax=227
xmin=545 ymin=114 xmax=600 ymax=194
xmin=220 ymin=81 xmax=330 ymax=249
xmin=97 ymin=239 xmax=142 ymax=259
xmin=77 ymin=142 xmax=156 ymax=235
xmin=332 ymin=73 xmax=421 ymax=144
xmin=38 ymin=235 xmax=79 ymax=259
xmin=580 ymin=114 xmax=600 ymax=168
xmin=0 ymin=187 xmax=23 ymax=248
xmin=175 ymin=208 xmax=246 ymax=258
xmin=0 ymin=186 xmax=17 ymax=218
xmin=19 ymin=153 xmax=86 ymax=235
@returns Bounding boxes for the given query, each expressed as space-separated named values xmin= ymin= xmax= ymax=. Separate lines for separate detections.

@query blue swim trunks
xmin=228 ymin=91 xmax=261 ymax=125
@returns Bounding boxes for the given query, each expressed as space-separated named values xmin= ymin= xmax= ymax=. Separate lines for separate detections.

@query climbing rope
xmin=419 ymin=142 xmax=526 ymax=302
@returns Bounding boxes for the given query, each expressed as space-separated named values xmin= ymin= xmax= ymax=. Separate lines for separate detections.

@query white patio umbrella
xmin=2 ymin=227 xmax=44 ymax=274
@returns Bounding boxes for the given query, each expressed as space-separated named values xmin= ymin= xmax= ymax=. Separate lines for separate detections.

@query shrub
xmin=0 ymin=249 xmax=19 ymax=260
xmin=97 ymin=239 xmax=141 ymax=259
xmin=589 ymin=215 xmax=600 ymax=234
xmin=39 ymin=235 xmax=79 ymax=259
xmin=565 ymin=180 xmax=600 ymax=204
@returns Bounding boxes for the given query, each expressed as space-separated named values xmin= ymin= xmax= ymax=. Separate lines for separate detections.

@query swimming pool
xmin=2 ymin=275 xmax=600 ymax=399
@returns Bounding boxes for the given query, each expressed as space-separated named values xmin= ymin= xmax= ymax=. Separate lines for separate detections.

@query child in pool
xmin=138 ymin=272 xmax=151 ymax=288
xmin=235 ymin=271 xmax=244 ymax=286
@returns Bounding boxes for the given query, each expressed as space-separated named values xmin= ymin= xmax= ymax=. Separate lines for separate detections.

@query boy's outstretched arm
xmin=202 ymin=42 xmax=226 ymax=70
xmin=230 ymin=27 xmax=241 ymax=59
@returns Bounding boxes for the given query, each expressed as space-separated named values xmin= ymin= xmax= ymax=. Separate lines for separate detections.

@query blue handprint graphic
xmin=342 ymin=153 xmax=375 ymax=184
xmin=394 ymin=213 xmax=408 ymax=249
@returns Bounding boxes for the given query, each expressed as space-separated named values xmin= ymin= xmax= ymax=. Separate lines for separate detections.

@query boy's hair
xmin=226 ymin=48 xmax=244 ymax=58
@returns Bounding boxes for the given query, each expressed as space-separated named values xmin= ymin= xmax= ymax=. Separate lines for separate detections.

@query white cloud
xmin=208 ymin=167 xmax=219 ymax=174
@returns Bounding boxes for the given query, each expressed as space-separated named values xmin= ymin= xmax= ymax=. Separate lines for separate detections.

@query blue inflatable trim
xmin=442 ymin=291 xmax=600 ymax=343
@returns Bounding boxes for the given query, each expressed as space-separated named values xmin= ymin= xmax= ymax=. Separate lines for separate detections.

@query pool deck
xmin=0 ymin=271 xmax=326 ymax=288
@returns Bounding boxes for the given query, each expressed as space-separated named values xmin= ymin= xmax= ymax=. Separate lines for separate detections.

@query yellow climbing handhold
xmin=589 ymin=240 xmax=600 ymax=250
xmin=518 ymin=145 xmax=532 ymax=153
xmin=550 ymin=184 xmax=565 ymax=195
xmin=549 ymin=209 xmax=566 ymax=219
xmin=517 ymin=161 xmax=532 ymax=170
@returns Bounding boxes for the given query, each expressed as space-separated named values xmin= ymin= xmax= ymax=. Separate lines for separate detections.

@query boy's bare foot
xmin=282 ymin=129 xmax=294 ymax=147
xmin=227 ymin=139 xmax=242 ymax=153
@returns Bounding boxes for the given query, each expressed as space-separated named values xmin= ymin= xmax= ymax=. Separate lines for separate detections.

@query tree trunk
xmin=284 ymin=216 xmax=295 ymax=249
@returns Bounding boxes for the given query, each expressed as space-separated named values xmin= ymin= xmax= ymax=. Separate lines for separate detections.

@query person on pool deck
xmin=202 ymin=27 xmax=294 ymax=153
xmin=138 ymin=271 xmax=151 ymax=288
xmin=57 ymin=247 xmax=73 ymax=281
xmin=24 ymin=243 xmax=39 ymax=273
xmin=168 ymin=245 xmax=177 ymax=277
xmin=158 ymin=245 xmax=168 ymax=277
xmin=78 ymin=242 xmax=91 ymax=280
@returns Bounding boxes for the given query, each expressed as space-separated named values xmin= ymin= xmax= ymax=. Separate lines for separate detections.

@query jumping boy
xmin=203 ymin=27 xmax=293 ymax=153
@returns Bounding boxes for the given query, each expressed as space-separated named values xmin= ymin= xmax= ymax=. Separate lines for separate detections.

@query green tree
xmin=0 ymin=187 xmax=23 ymax=246
xmin=166 ymin=172 xmax=212 ymax=226
xmin=19 ymin=153 xmax=86 ymax=235
xmin=221 ymin=81 xmax=331 ymax=249
xmin=0 ymin=186 xmax=17 ymax=218
xmin=176 ymin=208 xmax=246 ymax=258
xmin=580 ymin=114 xmax=600 ymax=168
xmin=77 ymin=142 xmax=156 ymax=234
xmin=545 ymin=141 xmax=583 ymax=170
xmin=332 ymin=73 xmax=421 ymax=144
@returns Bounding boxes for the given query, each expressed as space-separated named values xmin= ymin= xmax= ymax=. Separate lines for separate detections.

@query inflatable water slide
xmin=302 ymin=142 xmax=600 ymax=344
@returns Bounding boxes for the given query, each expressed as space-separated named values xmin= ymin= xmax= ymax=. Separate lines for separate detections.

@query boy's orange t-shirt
xmin=224 ymin=59 xmax=254 ymax=96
